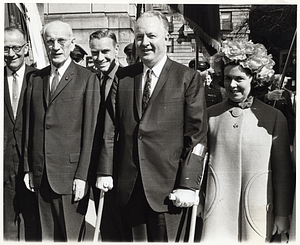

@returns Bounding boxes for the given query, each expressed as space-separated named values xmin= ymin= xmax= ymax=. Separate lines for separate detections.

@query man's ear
xmin=115 ymin=44 xmax=119 ymax=56
xmin=165 ymin=33 xmax=170 ymax=42
xmin=70 ymin=38 xmax=76 ymax=51
xmin=24 ymin=43 xmax=29 ymax=55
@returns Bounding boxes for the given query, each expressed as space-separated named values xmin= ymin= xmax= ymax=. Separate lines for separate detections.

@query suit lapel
xmin=148 ymin=58 xmax=172 ymax=108
xmin=15 ymin=65 xmax=32 ymax=119
xmin=49 ymin=61 xmax=75 ymax=103
xmin=4 ymin=68 xmax=15 ymax=123
xmin=105 ymin=63 xmax=119 ymax=100
xmin=134 ymin=64 xmax=144 ymax=119
xmin=43 ymin=66 xmax=51 ymax=107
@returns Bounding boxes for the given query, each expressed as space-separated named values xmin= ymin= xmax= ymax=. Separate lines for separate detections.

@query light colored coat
xmin=201 ymin=98 xmax=294 ymax=242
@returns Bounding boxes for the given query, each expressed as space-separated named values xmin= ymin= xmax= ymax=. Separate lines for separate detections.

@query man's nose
xmin=53 ymin=40 xmax=61 ymax=50
xmin=141 ymin=36 xmax=150 ymax=46
xmin=97 ymin=51 xmax=104 ymax=61
xmin=8 ymin=48 xmax=15 ymax=56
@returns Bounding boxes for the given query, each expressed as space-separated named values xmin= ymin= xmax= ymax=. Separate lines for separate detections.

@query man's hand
xmin=272 ymin=215 xmax=290 ymax=235
xmin=267 ymin=90 xmax=284 ymax=101
xmin=95 ymin=176 xmax=113 ymax=192
xmin=73 ymin=179 xmax=86 ymax=202
xmin=169 ymin=189 xmax=197 ymax=208
xmin=24 ymin=172 xmax=35 ymax=192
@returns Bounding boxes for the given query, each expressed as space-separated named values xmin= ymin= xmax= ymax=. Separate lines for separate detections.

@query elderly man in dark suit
xmin=23 ymin=21 xmax=100 ymax=242
xmin=96 ymin=10 xmax=208 ymax=242
xmin=4 ymin=27 xmax=41 ymax=241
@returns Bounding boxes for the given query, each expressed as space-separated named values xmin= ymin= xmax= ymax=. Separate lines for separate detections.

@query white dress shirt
xmin=142 ymin=55 xmax=167 ymax=96
xmin=6 ymin=64 xmax=25 ymax=110
xmin=49 ymin=57 xmax=72 ymax=89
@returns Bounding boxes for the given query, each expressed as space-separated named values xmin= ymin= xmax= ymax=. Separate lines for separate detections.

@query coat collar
xmin=134 ymin=62 xmax=144 ymax=118
xmin=135 ymin=57 xmax=172 ymax=119
xmin=47 ymin=61 xmax=75 ymax=103
xmin=4 ymin=65 xmax=35 ymax=123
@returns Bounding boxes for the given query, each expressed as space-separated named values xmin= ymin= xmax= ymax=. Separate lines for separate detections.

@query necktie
xmin=100 ymin=74 xmax=107 ymax=103
xmin=12 ymin=72 xmax=19 ymax=118
xmin=51 ymin=69 xmax=59 ymax=96
xmin=142 ymin=69 xmax=152 ymax=115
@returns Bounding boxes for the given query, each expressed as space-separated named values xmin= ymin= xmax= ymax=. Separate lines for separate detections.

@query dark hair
xmin=4 ymin=26 xmax=27 ymax=40
xmin=222 ymin=61 xmax=270 ymax=96
xmin=70 ymin=44 xmax=87 ymax=63
xmin=89 ymin=30 xmax=118 ymax=46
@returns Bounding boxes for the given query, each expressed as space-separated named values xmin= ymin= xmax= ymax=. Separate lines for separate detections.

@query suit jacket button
xmin=46 ymin=125 xmax=50 ymax=130
xmin=14 ymin=128 xmax=18 ymax=132
xmin=266 ymin=202 xmax=273 ymax=212
xmin=138 ymin=135 xmax=143 ymax=140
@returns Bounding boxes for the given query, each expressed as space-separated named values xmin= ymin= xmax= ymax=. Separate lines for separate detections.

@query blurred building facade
xmin=41 ymin=3 xmax=252 ymax=67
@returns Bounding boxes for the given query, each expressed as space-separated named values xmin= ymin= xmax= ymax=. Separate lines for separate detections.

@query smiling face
xmin=224 ymin=64 xmax=253 ymax=103
xmin=89 ymin=37 xmax=119 ymax=73
xmin=135 ymin=15 xmax=168 ymax=68
xmin=4 ymin=29 xmax=28 ymax=72
xmin=44 ymin=22 xmax=75 ymax=68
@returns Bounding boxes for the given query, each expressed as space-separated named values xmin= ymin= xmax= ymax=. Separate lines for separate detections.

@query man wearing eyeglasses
xmin=23 ymin=21 xmax=100 ymax=241
xmin=4 ymin=27 xmax=41 ymax=241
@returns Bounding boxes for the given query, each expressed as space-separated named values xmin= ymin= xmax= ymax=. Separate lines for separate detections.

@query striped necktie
xmin=51 ymin=68 xmax=59 ymax=96
xmin=142 ymin=69 xmax=152 ymax=115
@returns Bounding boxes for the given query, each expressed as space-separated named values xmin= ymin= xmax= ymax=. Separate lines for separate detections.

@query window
xmin=166 ymin=38 xmax=174 ymax=53
xmin=220 ymin=12 xmax=232 ymax=30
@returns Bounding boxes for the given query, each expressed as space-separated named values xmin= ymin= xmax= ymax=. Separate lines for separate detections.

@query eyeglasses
xmin=46 ymin=38 xmax=70 ymax=47
xmin=4 ymin=43 xmax=27 ymax=54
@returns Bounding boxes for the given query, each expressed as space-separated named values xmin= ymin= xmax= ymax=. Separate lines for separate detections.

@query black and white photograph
xmin=2 ymin=2 xmax=297 ymax=243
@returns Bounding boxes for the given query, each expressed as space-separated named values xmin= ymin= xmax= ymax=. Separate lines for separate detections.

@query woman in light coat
xmin=200 ymin=40 xmax=295 ymax=243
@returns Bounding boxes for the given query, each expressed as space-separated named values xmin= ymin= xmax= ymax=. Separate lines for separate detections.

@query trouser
xmin=4 ymin=163 xmax=41 ymax=241
xmin=37 ymin=172 xmax=88 ymax=242
xmin=121 ymin=174 xmax=188 ymax=242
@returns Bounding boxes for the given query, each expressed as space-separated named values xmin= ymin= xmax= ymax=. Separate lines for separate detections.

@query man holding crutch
xmin=96 ymin=10 xmax=207 ymax=242
xmin=88 ymin=29 xmax=125 ymax=242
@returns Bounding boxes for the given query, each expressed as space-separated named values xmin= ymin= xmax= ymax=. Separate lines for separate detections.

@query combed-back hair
xmin=136 ymin=10 xmax=169 ymax=34
xmin=89 ymin=30 xmax=118 ymax=47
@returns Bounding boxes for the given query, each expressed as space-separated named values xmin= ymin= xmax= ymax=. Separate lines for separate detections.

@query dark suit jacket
xmin=4 ymin=65 xmax=36 ymax=183
xmin=98 ymin=58 xmax=208 ymax=213
xmin=89 ymin=61 xmax=121 ymax=183
xmin=24 ymin=61 xmax=100 ymax=195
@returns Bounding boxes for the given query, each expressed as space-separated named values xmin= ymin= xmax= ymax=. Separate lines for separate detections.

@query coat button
xmin=14 ymin=128 xmax=18 ymax=132
xmin=138 ymin=135 xmax=143 ymax=140
xmin=46 ymin=125 xmax=50 ymax=130
xmin=266 ymin=202 xmax=273 ymax=212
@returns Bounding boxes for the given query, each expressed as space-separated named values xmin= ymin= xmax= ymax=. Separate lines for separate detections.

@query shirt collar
xmin=51 ymin=57 xmax=72 ymax=76
xmin=143 ymin=55 xmax=167 ymax=78
xmin=6 ymin=63 xmax=26 ymax=77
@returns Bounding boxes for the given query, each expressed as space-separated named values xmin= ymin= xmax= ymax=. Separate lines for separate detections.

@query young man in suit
xmin=96 ymin=10 xmax=208 ymax=242
xmin=87 ymin=30 xmax=124 ymax=241
xmin=23 ymin=21 xmax=100 ymax=241
xmin=4 ymin=27 xmax=41 ymax=241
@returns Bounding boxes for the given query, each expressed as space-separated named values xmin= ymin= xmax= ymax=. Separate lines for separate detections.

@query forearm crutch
xmin=93 ymin=183 xmax=108 ymax=242
xmin=169 ymin=190 xmax=199 ymax=243
xmin=188 ymin=189 xmax=200 ymax=243
xmin=169 ymin=151 xmax=208 ymax=243
xmin=188 ymin=152 xmax=208 ymax=243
